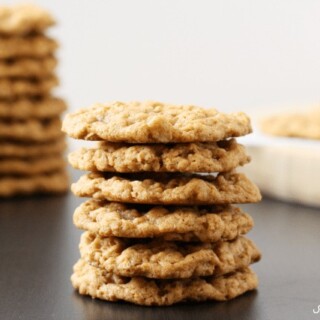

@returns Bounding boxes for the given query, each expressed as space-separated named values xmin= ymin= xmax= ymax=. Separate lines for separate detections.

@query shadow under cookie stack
xmin=0 ymin=4 xmax=68 ymax=196
xmin=63 ymin=101 xmax=262 ymax=306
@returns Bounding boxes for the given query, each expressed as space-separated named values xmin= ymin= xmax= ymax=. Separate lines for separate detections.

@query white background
xmin=4 ymin=0 xmax=320 ymax=116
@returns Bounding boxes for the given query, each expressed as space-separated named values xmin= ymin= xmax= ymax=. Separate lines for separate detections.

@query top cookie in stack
xmin=63 ymin=101 xmax=261 ymax=306
xmin=0 ymin=4 xmax=68 ymax=196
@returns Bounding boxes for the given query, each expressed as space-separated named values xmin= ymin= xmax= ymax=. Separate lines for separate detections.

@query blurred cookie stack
xmin=63 ymin=101 xmax=261 ymax=306
xmin=0 ymin=4 xmax=68 ymax=196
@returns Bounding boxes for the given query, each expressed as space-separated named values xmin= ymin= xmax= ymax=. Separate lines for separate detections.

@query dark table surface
xmin=1 ymin=173 xmax=320 ymax=320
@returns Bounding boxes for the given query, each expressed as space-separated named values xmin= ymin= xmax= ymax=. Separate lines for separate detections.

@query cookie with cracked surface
xmin=69 ymin=139 xmax=250 ymax=173
xmin=72 ymin=172 xmax=261 ymax=205
xmin=0 ymin=76 xmax=58 ymax=98
xmin=0 ymin=35 xmax=58 ymax=59
xmin=0 ymin=154 xmax=65 ymax=175
xmin=74 ymin=200 xmax=254 ymax=242
xmin=0 ymin=56 xmax=57 ymax=78
xmin=80 ymin=232 xmax=261 ymax=279
xmin=0 ymin=4 xmax=55 ymax=36
xmin=261 ymin=108 xmax=320 ymax=140
xmin=62 ymin=101 xmax=252 ymax=143
xmin=0 ymin=118 xmax=63 ymax=142
xmin=0 ymin=97 xmax=66 ymax=119
xmin=0 ymin=170 xmax=68 ymax=196
xmin=0 ymin=138 xmax=65 ymax=157
xmin=71 ymin=259 xmax=258 ymax=305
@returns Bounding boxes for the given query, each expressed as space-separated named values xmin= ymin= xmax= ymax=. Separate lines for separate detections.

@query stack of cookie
xmin=63 ymin=101 xmax=262 ymax=306
xmin=0 ymin=4 xmax=68 ymax=196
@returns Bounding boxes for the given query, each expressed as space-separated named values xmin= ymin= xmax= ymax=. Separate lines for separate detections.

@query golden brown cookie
xmin=74 ymin=200 xmax=254 ymax=242
xmin=0 ymin=35 xmax=58 ymax=59
xmin=71 ymin=259 xmax=258 ymax=305
xmin=0 ymin=56 xmax=57 ymax=78
xmin=0 ymin=138 xmax=65 ymax=157
xmin=0 ymin=170 xmax=68 ymax=196
xmin=0 ymin=97 xmax=66 ymax=119
xmin=62 ymin=101 xmax=252 ymax=143
xmin=0 ymin=76 xmax=58 ymax=98
xmin=0 ymin=118 xmax=63 ymax=142
xmin=71 ymin=172 xmax=261 ymax=205
xmin=261 ymin=108 xmax=320 ymax=140
xmin=80 ymin=232 xmax=261 ymax=279
xmin=69 ymin=139 xmax=250 ymax=173
xmin=0 ymin=154 xmax=65 ymax=175
xmin=0 ymin=4 xmax=55 ymax=36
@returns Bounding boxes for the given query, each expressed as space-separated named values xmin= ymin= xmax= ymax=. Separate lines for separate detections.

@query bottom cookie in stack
xmin=72 ymin=261 xmax=258 ymax=306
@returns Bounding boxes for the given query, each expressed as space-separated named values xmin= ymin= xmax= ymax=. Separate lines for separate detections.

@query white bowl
xmin=240 ymin=134 xmax=320 ymax=207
